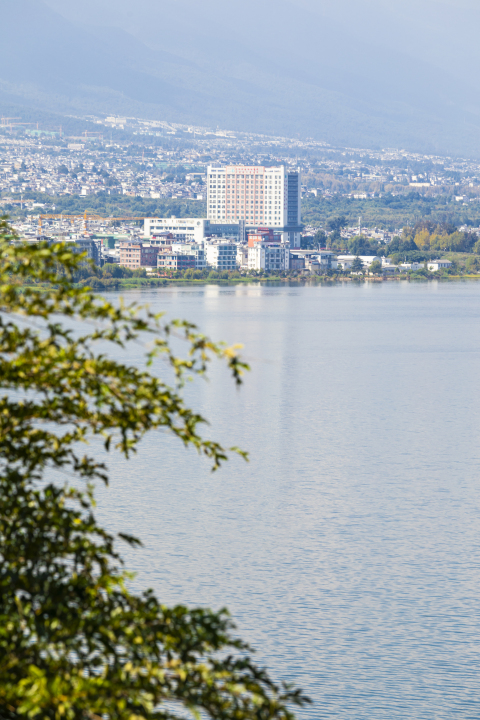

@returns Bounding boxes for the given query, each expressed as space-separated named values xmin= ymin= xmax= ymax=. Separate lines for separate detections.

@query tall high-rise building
xmin=206 ymin=165 xmax=301 ymax=246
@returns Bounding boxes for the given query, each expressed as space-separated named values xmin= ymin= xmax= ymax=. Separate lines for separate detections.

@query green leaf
xmin=0 ymin=216 xmax=309 ymax=720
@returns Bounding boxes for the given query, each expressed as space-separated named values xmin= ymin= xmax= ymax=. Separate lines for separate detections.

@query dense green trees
xmin=0 ymin=217 xmax=309 ymax=720
xmin=326 ymin=216 xmax=347 ymax=233
xmin=351 ymin=256 xmax=364 ymax=272
xmin=331 ymin=222 xmax=480 ymax=261
xmin=14 ymin=193 xmax=206 ymax=222
xmin=348 ymin=235 xmax=382 ymax=256
xmin=398 ymin=222 xmax=478 ymax=253
xmin=313 ymin=229 xmax=327 ymax=247
xmin=466 ymin=256 xmax=479 ymax=272
xmin=369 ymin=260 xmax=383 ymax=275
xmin=302 ymin=192 xmax=480 ymax=229
xmin=387 ymin=234 xmax=418 ymax=254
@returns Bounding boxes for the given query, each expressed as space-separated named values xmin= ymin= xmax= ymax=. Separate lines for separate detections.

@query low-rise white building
xmin=144 ymin=217 xmax=207 ymax=243
xmin=304 ymin=258 xmax=322 ymax=273
xmin=205 ymin=241 xmax=237 ymax=270
xmin=399 ymin=262 xmax=425 ymax=271
xmin=248 ymin=242 xmax=290 ymax=272
xmin=316 ymin=251 xmax=338 ymax=270
xmin=382 ymin=265 xmax=399 ymax=275
xmin=337 ymin=255 xmax=381 ymax=270
xmin=287 ymin=250 xmax=337 ymax=272
xmin=427 ymin=259 xmax=453 ymax=271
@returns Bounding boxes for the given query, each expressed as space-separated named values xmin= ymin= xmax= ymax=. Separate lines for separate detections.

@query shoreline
xmin=72 ymin=273 xmax=480 ymax=291
xmin=17 ymin=274 xmax=480 ymax=293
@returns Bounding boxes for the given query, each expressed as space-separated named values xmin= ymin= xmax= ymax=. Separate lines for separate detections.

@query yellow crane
xmin=7 ymin=123 xmax=35 ymax=128
xmin=1 ymin=117 xmax=35 ymax=129
xmin=38 ymin=212 xmax=151 ymax=235
xmin=82 ymin=131 xmax=103 ymax=140
xmin=38 ymin=212 xmax=101 ymax=235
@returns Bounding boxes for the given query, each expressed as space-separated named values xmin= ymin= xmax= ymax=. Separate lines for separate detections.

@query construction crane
xmin=38 ymin=212 xmax=102 ymax=235
xmin=39 ymin=213 xmax=75 ymax=235
xmin=1 ymin=118 xmax=35 ymax=130
xmin=82 ymin=131 xmax=103 ymax=140
xmin=6 ymin=123 xmax=34 ymax=128
xmin=38 ymin=212 xmax=151 ymax=235
xmin=99 ymin=216 xmax=150 ymax=223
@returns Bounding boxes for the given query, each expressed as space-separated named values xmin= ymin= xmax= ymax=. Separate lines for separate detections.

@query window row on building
xmin=206 ymin=164 xmax=301 ymax=235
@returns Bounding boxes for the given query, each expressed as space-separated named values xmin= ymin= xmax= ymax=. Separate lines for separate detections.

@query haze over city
xmin=1 ymin=3 xmax=480 ymax=720
xmin=3 ymin=0 xmax=480 ymax=155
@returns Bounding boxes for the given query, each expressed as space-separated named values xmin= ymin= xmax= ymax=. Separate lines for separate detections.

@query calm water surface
xmin=95 ymin=281 xmax=480 ymax=719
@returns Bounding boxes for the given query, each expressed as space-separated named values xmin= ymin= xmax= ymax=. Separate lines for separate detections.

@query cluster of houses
xmin=115 ymin=227 xmax=294 ymax=274
xmin=11 ymin=215 xmax=452 ymax=276
xmin=0 ymin=154 xmax=204 ymax=201
xmin=335 ymin=255 xmax=452 ymax=274
xmin=99 ymin=220 xmax=452 ymax=275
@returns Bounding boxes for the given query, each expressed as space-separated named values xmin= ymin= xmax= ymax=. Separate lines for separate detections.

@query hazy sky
xmin=42 ymin=0 xmax=480 ymax=87
xmin=3 ymin=0 xmax=478 ymax=154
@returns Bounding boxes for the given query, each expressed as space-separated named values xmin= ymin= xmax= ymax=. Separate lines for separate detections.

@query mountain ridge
xmin=1 ymin=0 xmax=480 ymax=156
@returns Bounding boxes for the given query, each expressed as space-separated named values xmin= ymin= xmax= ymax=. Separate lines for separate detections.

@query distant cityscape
xmin=2 ymin=113 xmax=480 ymax=277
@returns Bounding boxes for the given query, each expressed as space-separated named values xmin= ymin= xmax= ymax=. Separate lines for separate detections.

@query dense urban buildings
xmin=3 ymin=112 xmax=480 ymax=276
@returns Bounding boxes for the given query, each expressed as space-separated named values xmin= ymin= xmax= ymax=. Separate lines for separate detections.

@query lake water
xmin=95 ymin=281 xmax=480 ymax=720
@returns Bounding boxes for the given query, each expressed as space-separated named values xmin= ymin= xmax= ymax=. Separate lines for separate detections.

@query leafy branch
xmin=0 ymin=217 xmax=309 ymax=720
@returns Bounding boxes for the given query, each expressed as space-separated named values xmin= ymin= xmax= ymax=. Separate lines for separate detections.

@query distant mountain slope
xmin=2 ymin=0 xmax=480 ymax=156
xmin=0 ymin=0 xmax=200 ymax=113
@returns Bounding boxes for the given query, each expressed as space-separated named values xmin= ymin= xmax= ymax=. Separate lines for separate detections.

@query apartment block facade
xmin=119 ymin=242 xmax=158 ymax=269
xmin=206 ymin=164 xmax=301 ymax=246
xmin=171 ymin=242 xmax=206 ymax=269
xmin=157 ymin=253 xmax=196 ymax=272
xmin=247 ymin=242 xmax=290 ymax=272
xmin=205 ymin=241 xmax=237 ymax=270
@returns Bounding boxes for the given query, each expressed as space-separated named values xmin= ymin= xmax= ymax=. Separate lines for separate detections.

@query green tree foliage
xmin=8 ymin=193 xmax=205 ymax=223
xmin=465 ymin=256 xmax=479 ymax=273
xmin=351 ymin=255 xmax=364 ymax=272
xmin=387 ymin=234 xmax=418 ymax=255
xmin=301 ymin=192 xmax=480 ymax=230
xmin=0 ymin=217 xmax=309 ymax=720
xmin=326 ymin=216 xmax=347 ymax=233
xmin=313 ymin=230 xmax=327 ymax=247
xmin=369 ymin=260 xmax=383 ymax=275
xmin=385 ymin=222 xmax=478 ymax=256
xmin=101 ymin=263 xmax=133 ymax=279
xmin=413 ymin=226 xmax=477 ymax=252
xmin=348 ymin=235 xmax=382 ymax=256
xmin=324 ymin=217 xmax=346 ymax=248
xmin=300 ymin=235 xmax=315 ymax=249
